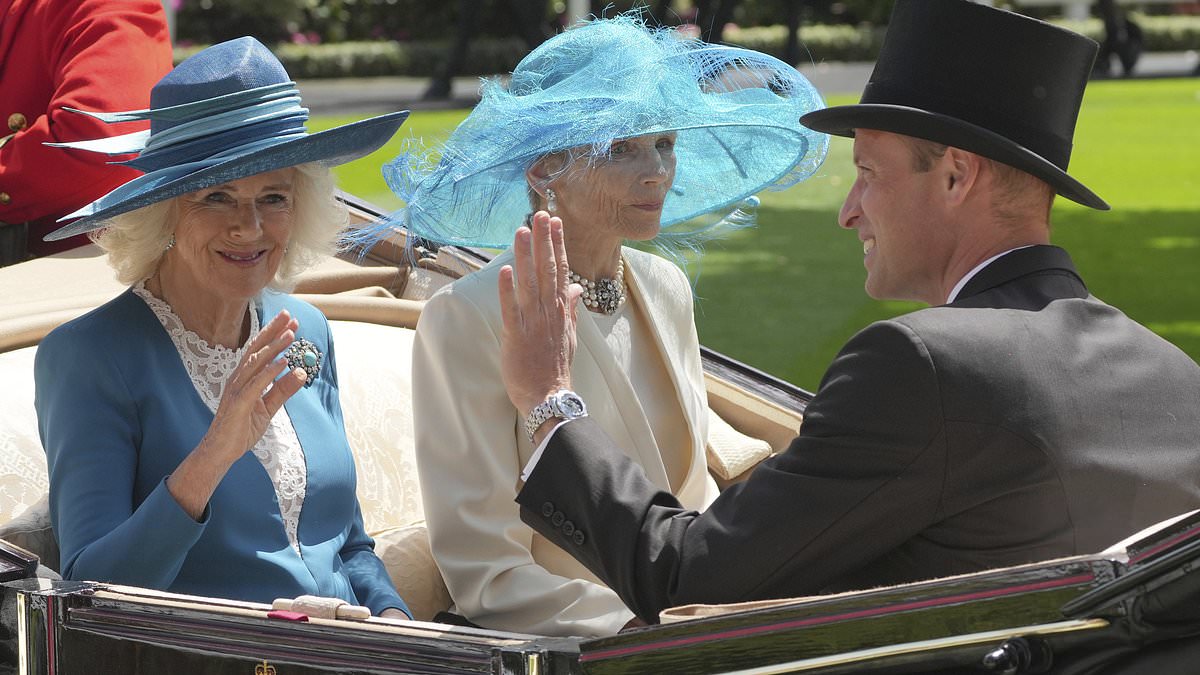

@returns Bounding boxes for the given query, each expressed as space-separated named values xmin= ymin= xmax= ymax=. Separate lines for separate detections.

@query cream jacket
xmin=412 ymin=246 xmax=718 ymax=637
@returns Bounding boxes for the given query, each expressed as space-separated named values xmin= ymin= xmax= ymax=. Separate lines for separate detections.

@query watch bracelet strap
xmin=524 ymin=401 xmax=555 ymax=442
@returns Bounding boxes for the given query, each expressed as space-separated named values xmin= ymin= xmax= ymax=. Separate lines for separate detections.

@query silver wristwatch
xmin=524 ymin=390 xmax=588 ymax=441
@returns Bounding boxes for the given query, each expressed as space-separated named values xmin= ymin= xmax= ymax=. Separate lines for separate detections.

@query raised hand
xmin=498 ymin=211 xmax=583 ymax=419
xmin=166 ymin=309 xmax=307 ymax=520
xmin=207 ymin=310 xmax=307 ymax=460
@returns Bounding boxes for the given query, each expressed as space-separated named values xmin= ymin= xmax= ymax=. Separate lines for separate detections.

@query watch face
xmin=556 ymin=392 xmax=586 ymax=417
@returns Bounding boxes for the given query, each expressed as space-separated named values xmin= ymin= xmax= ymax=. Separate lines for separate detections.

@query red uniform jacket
xmin=0 ymin=0 xmax=171 ymax=255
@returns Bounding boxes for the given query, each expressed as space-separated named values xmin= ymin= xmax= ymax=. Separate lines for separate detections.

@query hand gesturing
xmin=167 ymin=309 xmax=308 ymax=520
xmin=207 ymin=309 xmax=308 ymax=461
xmin=498 ymin=211 xmax=583 ymax=419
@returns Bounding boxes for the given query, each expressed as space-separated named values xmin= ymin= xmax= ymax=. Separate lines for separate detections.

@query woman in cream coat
xmin=354 ymin=15 xmax=827 ymax=636
xmin=415 ymin=242 xmax=716 ymax=636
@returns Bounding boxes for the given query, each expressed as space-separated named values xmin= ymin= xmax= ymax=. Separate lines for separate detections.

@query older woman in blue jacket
xmin=33 ymin=38 xmax=411 ymax=618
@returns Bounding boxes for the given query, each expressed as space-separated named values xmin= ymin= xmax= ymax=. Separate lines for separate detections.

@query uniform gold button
xmin=7 ymin=113 xmax=27 ymax=132
xmin=0 ymin=192 xmax=10 ymax=204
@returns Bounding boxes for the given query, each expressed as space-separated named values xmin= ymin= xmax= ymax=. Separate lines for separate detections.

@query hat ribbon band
xmin=860 ymin=81 xmax=1073 ymax=169
xmin=49 ymin=97 xmax=308 ymax=162
xmin=60 ymin=82 xmax=300 ymax=124
xmin=122 ymin=116 xmax=310 ymax=172
xmin=141 ymin=96 xmax=307 ymax=154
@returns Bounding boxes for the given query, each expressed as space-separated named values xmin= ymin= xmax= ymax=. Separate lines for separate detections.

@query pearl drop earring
xmin=546 ymin=188 xmax=557 ymax=214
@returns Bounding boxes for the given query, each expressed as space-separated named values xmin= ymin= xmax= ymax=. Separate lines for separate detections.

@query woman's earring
xmin=164 ymin=235 xmax=175 ymax=252
xmin=546 ymin=188 xmax=557 ymax=214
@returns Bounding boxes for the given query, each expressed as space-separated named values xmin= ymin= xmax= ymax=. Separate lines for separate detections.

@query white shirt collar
xmin=945 ymin=245 xmax=1036 ymax=304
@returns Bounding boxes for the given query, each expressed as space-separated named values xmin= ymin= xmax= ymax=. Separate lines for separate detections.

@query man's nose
xmin=838 ymin=179 xmax=863 ymax=229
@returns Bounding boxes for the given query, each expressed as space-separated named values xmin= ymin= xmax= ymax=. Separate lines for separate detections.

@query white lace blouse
xmin=133 ymin=281 xmax=308 ymax=552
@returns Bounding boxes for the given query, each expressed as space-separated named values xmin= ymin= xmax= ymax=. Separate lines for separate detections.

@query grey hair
xmin=92 ymin=163 xmax=345 ymax=290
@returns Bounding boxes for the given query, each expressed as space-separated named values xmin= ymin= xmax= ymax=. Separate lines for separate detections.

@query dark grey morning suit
xmin=517 ymin=245 xmax=1200 ymax=621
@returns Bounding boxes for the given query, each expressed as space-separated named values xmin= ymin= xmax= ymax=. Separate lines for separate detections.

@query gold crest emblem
xmin=254 ymin=660 xmax=277 ymax=675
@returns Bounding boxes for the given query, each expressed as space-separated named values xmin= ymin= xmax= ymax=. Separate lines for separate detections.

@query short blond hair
xmin=93 ymin=163 xmax=345 ymax=290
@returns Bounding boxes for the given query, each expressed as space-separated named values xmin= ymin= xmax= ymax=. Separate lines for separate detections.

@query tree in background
xmin=175 ymin=0 xmax=302 ymax=44
xmin=424 ymin=0 xmax=555 ymax=99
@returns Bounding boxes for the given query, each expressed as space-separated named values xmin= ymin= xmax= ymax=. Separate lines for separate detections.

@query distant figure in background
xmin=1094 ymin=0 xmax=1143 ymax=78
xmin=0 ymin=0 xmax=172 ymax=266
xmin=424 ymin=0 xmax=550 ymax=100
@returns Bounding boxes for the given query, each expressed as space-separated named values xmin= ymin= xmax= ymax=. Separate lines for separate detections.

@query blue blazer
xmin=34 ymin=288 xmax=409 ymax=617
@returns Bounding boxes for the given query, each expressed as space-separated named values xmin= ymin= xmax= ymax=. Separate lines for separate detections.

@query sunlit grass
xmin=315 ymin=77 xmax=1200 ymax=390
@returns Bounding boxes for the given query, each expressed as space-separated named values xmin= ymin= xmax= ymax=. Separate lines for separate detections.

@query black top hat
xmin=801 ymin=0 xmax=1108 ymax=210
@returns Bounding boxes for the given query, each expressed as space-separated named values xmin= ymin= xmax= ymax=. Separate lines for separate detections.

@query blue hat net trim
xmin=351 ymin=13 xmax=828 ymax=252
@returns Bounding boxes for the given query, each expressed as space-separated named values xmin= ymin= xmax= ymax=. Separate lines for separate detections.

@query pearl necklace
xmin=569 ymin=260 xmax=625 ymax=314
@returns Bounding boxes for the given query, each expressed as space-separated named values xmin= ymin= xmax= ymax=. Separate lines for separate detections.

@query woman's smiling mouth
xmin=218 ymin=249 xmax=267 ymax=265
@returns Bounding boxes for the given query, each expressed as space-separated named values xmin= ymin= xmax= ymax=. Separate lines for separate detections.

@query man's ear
xmin=943 ymin=147 xmax=982 ymax=205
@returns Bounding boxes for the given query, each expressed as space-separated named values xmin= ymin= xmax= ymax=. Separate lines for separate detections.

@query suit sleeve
xmin=34 ymin=325 xmax=206 ymax=587
xmin=0 ymin=0 xmax=172 ymax=223
xmin=518 ymin=320 xmax=948 ymax=621
xmin=415 ymin=285 xmax=635 ymax=636
xmin=313 ymin=315 xmax=411 ymax=618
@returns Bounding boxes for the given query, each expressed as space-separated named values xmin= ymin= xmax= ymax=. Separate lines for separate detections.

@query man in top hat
xmin=495 ymin=0 xmax=1200 ymax=623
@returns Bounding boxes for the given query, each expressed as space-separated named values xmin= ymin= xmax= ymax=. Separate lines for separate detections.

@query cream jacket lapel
xmin=571 ymin=248 xmax=708 ymax=495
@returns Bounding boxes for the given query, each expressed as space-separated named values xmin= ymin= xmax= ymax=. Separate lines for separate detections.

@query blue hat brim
xmin=44 ymin=110 xmax=410 ymax=241
xmin=801 ymin=104 xmax=1108 ymax=211
xmin=397 ymin=121 xmax=818 ymax=250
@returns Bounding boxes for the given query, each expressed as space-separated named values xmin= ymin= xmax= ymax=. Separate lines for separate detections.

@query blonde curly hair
xmin=92 ymin=163 xmax=345 ymax=290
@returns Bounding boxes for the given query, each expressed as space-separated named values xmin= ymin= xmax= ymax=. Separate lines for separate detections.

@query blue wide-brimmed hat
xmin=44 ymin=36 xmax=410 ymax=241
xmin=357 ymin=14 xmax=828 ymax=250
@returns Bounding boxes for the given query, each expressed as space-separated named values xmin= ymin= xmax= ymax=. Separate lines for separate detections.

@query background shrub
xmin=174 ymin=12 xmax=1200 ymax=78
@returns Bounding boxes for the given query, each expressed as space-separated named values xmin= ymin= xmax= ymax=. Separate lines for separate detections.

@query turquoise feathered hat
xmin=356 ymin=14 xmax=829 ymax=250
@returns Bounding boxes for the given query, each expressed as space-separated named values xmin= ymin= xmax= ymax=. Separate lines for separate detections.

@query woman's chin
xmin=620 ymin=217 xmax=663 ymax=242
xmin=212 ymin=273 xmax=273 ymax=300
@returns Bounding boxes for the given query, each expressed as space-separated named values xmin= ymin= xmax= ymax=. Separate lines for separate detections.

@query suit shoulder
xmin=888 ymin=305 xmax=1005 ymax=347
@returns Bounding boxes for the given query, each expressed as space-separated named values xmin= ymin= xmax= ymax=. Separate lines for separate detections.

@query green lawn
xmin=314 ymin=78 xmax=1200 ymax=391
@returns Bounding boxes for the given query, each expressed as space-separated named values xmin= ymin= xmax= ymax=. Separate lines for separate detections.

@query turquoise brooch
xmin=284 ymin=338 xmax=322 ymax=387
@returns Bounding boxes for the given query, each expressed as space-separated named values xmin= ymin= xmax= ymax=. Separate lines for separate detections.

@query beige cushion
xmin=329 ymin=320 xmax=450 ymax=617
xmin=371 ymin=523 xmax=451 ymax=622
xmin=0 ymin=345 xmax=57 ymax=569
xmin=400 ymin=267 xmax=455 ymax=302
xmin=330 ymin=320 xmax=424 ymax=533
xmin=0 ymin=346 xmax=49 ymax=526
xmin=0 ymin=495 xmax=58 ymax=572
xmin=705 ymin=407 xmax=774 ymax=481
